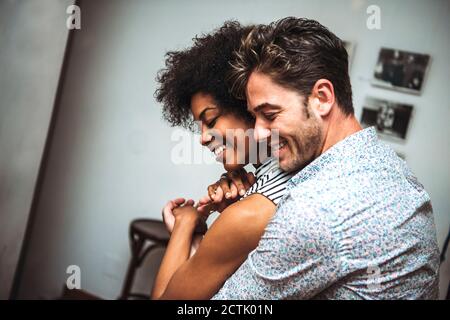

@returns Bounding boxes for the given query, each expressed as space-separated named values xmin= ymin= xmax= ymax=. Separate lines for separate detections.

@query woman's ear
xmin=310 ymin=79 xmax=335 ymax=117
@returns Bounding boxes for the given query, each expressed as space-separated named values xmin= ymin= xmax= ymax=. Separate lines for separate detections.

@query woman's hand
xmin=174 ymin=203 xmax=209 ymax=234
xmin=197 ymin=169 xmax=256 ymax=214
xmin=173 ymin=205 xmax=199 ymax=225
xmin=211 ymin=169 xmax=255 ymax=201
xmin=162 ymin=198 xmax=194 ymax=234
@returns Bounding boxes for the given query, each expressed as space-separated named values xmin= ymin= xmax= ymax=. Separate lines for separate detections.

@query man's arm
xmin=153 ymin=194 xmax=275 ymax=300
xmin=212 ymin=196 xmax=341 ymax=300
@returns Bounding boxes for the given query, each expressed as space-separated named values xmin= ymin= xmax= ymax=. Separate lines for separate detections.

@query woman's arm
xmin=189 ymin=233 xmax=203 ymax=258
xmin=152 ymin=193 xmax=276 ymax=300
xmin=151 ymin=205 xmax=200 ymax=299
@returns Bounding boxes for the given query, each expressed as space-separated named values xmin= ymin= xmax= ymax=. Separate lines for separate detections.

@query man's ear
xmin=309 ymin=79 xmax=335 ymax=117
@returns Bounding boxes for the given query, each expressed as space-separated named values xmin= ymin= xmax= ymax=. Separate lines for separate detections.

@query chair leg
xmin=118 ymin=236 xmax=145 ymax=300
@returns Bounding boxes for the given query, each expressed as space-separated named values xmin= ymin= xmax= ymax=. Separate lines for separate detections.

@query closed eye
xmin=206 ymin=117 xmax=219 ymax=128
xmin=263 ymin=112 xmax=279 ymax=121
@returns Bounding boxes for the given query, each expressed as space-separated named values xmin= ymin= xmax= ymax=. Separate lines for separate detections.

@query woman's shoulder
xmin=201 ymin=194 xmax=276 ymax=257
xmin=208 ymin=193 xmax=275 ymax=236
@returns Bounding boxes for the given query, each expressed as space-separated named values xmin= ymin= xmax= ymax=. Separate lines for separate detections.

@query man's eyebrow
xmin=198 ymin=107 xmax=216 ymax=121
xmin=251 ymin=103 xmax=282 ymax=113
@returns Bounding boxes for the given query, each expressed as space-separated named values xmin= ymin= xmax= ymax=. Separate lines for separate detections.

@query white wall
xmin=16 ymin=0 xmax=449 ymax=299
xmin=0 ymin=0 xmax=73 ymax=299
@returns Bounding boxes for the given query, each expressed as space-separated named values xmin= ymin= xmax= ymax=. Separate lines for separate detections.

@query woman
xmin=151 ymin=21 xmax=293 ymax=299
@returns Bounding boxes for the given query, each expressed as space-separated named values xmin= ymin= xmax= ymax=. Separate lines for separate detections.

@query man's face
xmin=246 ymin=71 xmax=323 ymax=172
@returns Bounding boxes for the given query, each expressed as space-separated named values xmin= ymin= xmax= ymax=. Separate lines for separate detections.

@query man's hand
xmin=162 ymin=198 xmax=194 ymax=234
xmin=197 ymin=169 xmax=256 ymax=215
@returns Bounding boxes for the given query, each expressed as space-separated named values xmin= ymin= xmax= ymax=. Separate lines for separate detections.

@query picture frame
xmin=371 ymin=47 xmax=431 ymax=95
xmin=360 ymin=96 xmax=414 ymax=140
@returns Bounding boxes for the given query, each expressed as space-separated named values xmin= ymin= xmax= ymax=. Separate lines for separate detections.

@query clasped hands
xmin=162 ymin=168 xmax=255 ymax=234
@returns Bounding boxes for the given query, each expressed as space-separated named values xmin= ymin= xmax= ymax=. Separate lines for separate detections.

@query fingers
xmin=246 ymin=172 xmax=256 ymax=186
xmin=219 ymin=176 xmax=233 ymax=200
xmin=197 ymin=202 xmax=216 ymax=215
xmin=213 ymin=184 xmax=224 ymax=203
xmin=240 ymin=169 xmax=252 ymax=192
xmin=229 ymin=170 xmax=247 ymax=196
xmin=208 ymin=182 xmax=225 ymax=203
xmin=230 ymin=183 xmax=238 ymax=199
xmin=162 ymin=198 xmax=182 ymax=235
xmin=197 ymin=204 xmax=208 ymax=213
xmin=162 ymin=202 xmax=171 ymax=218
xmin=197 ymin=195 xmax=211 ymax=207
xmin=208 ymin=183 xmax=219 ymax=201
xmin=163 ymin=199 xmax=178 ymax=215
xmin=197 ymin=204 xmax=208 ymax=214
xmin=163 ymin=197 xmax=193 ymax=216
xmin=171 ymin=198 xmax=186 ymax=205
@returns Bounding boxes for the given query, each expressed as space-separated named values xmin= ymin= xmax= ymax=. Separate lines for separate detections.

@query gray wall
xmin=13 ymin=0 xmax=450 ymax=299
xmin=0 ymin=0 xmax=73 ymax=299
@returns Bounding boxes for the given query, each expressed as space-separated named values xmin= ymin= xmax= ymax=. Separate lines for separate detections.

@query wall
xmin=0 ymin=0 xmax=73 ymax=299
xmin=16 ymin=0 xmax=449 ymax=299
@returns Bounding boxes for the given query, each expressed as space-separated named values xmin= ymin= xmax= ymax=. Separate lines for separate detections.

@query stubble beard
xmin=280 ymin=116 xmax=323 ymax=173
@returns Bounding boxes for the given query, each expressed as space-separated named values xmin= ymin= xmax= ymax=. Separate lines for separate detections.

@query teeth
xmin=273 ymin=141 xmax=287 ymax=151
xmin=214 ymin=146 xmax=226 ymax=156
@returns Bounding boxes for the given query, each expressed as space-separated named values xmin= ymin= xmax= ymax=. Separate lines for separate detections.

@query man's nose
xmin=253 ymin=119 xmax=272 ymax=142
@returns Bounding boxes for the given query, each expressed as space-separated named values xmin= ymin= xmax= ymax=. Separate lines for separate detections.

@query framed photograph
xmin=372 ymin=48 xmax=430 ymax=95
xmin=343 ymin=41 xmax=355 ymax=69
xmin=360 ymin=97 xmax=413 ymax=140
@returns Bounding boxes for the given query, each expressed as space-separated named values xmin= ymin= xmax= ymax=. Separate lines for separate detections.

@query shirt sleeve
xmin=212 ymin=192 xmax=342 ymax=300
xmin=257 ymin=171 xmax=292 ymax=205
xmin=243 ymin=169 xmax=293 ymax=206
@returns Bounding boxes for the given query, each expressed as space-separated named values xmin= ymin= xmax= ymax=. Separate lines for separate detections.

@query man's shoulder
xmin=281 ymin=140 xmax=429 ymax=224
xmin=300 ymin=140 xmax=409 ymax=190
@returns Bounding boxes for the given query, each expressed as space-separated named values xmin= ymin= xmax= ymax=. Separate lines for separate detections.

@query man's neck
xmin=319 ymin=109 xmax=362 ymax=156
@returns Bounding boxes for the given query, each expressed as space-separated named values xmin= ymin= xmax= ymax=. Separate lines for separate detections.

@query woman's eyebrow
xmin=198 ymin=107 xmax=216 ymax=121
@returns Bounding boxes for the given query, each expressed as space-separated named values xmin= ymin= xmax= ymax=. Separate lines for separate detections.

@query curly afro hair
xmin=155 ymin=21 xmax=254 ymax=130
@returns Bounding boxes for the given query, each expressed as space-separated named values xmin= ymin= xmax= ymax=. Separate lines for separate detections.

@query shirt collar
xmin=287 ymin=127 xmax=378 ymax=190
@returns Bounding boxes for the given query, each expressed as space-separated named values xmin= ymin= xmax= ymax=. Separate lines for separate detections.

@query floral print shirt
xmin=213 ymin=127 xmax=439 ymax=300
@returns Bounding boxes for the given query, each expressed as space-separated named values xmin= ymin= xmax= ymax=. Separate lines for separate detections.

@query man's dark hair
xmin=155 ymin=21 xmax=254 ymax=130
xmin=229 ymin=17 xmax=354 ymax=115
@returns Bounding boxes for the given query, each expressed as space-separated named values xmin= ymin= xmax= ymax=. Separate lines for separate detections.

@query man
xmin=211 ymin=17 xmax=439 ymax=299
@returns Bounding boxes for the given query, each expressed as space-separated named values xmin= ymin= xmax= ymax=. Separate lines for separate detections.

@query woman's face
xmin=191 ymin=92 xmax=254 ymax=172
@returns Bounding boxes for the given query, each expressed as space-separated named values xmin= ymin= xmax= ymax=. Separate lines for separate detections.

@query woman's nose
xmin=200 ymin=128 xmax=213 ymax=146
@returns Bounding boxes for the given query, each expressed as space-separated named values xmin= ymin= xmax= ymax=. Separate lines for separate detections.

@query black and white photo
xmin=372 ymin=48 xmax=430 ymax=95
xmin=361 ymin=97 xmax=413 ymax=140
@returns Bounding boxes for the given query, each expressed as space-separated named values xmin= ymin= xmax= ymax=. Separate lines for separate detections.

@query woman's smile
xmin=210 ymin=144 xmax=227 ymax=161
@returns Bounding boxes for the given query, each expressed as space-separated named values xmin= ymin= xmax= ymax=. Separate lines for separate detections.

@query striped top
xmin=241 ymin=157 xmax=293 ymax=205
